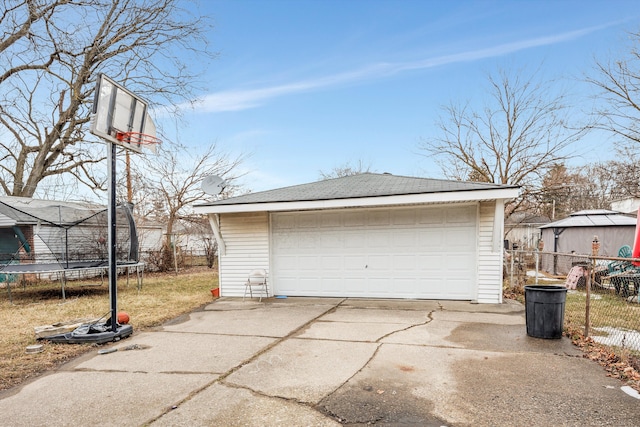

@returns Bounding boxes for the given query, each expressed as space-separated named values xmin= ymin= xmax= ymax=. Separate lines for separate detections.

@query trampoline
xmin=1 ymin=260 xmax=144 ymax=302
xmin=0 ymin=199 xmax=143 ymax=302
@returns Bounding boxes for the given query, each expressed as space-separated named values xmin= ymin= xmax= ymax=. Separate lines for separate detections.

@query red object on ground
xmin=117 ymin=312 xmax=130 ymax=324
xmin=633 ymin=207 xmax=640 ymax=266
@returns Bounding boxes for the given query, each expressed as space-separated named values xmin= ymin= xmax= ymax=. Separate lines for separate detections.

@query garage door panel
xmin=446 ymin=205 xmax=476 ymax=224
xmin=320 ymin=212 xmax=342 ymax=228
xmin=297 ymin=214 xmax=318 ymax=228
xmin=392 ymin=209 xmax=416 ymax=225
xmin=443 ymin=253 xmax=474 ymax=272
xmin=368 ymin=278 xmax=393 ymax=294
xmin=367 ymin=232 xmax=390 ymax=248
xmin=367 ymin=255 xmax=391 ymax=270
xmin=416 ymin=229 xmax=444 ymax=249
xmin=273 ymin=233 xmax=296 ymax=250
xmin=416 ymin=254 xmax=446 ymax=271
xmin=392 ymin=231 xmax=416 ymax=248
xmin=344 ymin=256 xmax=366 ymax=270
xmin=275 ymin=255 xmax=297 ymax=270
xmin=444 ymin=279 xmax=472 ymax=296
xmin=417 ymin=209 xmax=444 ymax=225
xmin=392 ymin=254 xmax=417 ymax=271
xmin=278 ymin=277 xmax=318 ymax=293
xmin=319 ymin=232 xmax=343 ymax=248
xmin=275 ymin=255 xmax=320 ymax=270
xmin=321 ymin=278 xmax=345 ymax=293
xmin=447 ymin=228 xmax=476 ymax=247
xmin=344 ymin=211 xmax=365 ymax=226
xmin=272 ymin=214 xmax=296 ymax=229
xmin=321 ymin=256 xmax=343 ymax=270
xmin=368 ymin=210 xmax=391 ymax=226
xmin=272 ymin=206 xmax=476 ymax=299
xmin=345 ymin=233 xmax=366 ymax=249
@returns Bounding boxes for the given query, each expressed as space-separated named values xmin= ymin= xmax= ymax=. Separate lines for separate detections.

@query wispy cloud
xmin=186 ymin=24 xmax=609 ymax=114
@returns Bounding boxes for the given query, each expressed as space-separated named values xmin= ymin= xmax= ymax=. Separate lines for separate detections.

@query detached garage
xmin=194 ymin=173 xmax=519 ymax=303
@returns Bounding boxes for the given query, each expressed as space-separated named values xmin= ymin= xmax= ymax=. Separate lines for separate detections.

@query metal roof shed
xmin=539 ymin=210 xmax=636 ymax=275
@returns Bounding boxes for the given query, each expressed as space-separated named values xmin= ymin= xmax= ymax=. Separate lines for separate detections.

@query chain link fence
xmin=139 ymin=249 xmax=214 ymax=271
xmin=505 ymin=249 xmax=640 ymax=356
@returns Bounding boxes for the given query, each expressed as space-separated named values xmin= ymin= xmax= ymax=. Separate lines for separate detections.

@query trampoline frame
xmin=1 ymin=261 xmax=144 ymax=303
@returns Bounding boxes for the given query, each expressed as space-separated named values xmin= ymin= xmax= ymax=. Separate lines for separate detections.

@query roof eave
xmin=194 ymin=187 xmax=520 ymax=214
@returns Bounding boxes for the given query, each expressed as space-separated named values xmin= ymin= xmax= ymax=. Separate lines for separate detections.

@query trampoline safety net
xmin=0 ymin=200 xmax=139 ymax=267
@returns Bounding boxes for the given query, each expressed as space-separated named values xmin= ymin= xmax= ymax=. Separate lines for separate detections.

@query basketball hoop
xmin=116 ymin=131 xmax=162 ymax=146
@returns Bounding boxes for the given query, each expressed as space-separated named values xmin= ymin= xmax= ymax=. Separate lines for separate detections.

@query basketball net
xmin=116 ymin=131 xmax=161 ymax=154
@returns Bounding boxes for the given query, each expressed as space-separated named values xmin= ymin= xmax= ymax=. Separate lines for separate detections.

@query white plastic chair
xmin=243 ymin=269 xmax=268 ymax=301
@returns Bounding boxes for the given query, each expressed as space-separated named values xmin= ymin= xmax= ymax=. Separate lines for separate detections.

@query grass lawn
xmin=0 ymin=267 xmax=217 ymax=391
xmin=565 ymin=290 xmax=640 ymax=336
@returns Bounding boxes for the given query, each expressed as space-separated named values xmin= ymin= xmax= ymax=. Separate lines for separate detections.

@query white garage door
xmin=271 ymin=205 xmax=477 ymax=299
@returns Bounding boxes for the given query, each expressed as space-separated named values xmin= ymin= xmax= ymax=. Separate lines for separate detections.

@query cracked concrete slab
xmin=446 ymin=321 xmax=583 ymax=354
xmin=439 ymin=299 xmax=524 ymax=313
xmin=380 ymin=322 xmax=461 ymax=347
xmin=338 ymin=299 xmax=441 ymax=311
xmin=297 ymin=320 xmax=416 ymax=342
xmin=162 ymin=303 xmax=335 ymax=337
xmin=152 ymin=382 xmax=340 ymax=426
xmin=72 ymin=331 xmax=276 ymax=374
xmin=449 ymin=350 xmax=640 ymax=426
xmin=2 ymin=297 xmax=640 ymax=427
xmin=204 ymin=297 xmax=345 ymax=311
xmin=0 ymin=371 xmax=214 ymax=427
xmin=319 ymin=343 xmax=479 ymax=425
xmin=297 ymin=306 xmax=432 ymax=342
xmin=226 ymin=338 xmax=378 ymax=403
xmin=318 ymin=306 xmax=430 ymax=324
xmin=433 ymin=309 xmax=525 ymax=325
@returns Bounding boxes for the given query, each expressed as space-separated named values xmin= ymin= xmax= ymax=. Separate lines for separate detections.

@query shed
xmin=504 ymin=212 xmax=550 ymax=250
xmin=194 ymin=173 xmax=519 ymax=303
xmin=539 ymin=210 xmax=637 ymax=275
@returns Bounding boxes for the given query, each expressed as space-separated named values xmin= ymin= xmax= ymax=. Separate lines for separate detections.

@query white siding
xmin=476 ymin=201 xmax=502 ymax=303
xmin=0 ymin=213 xmax=16 ymax=227
xmin=219 ymin=212 xmax=269 ymax=297
xmin=138 ymin=226 xmax=163 ymax=252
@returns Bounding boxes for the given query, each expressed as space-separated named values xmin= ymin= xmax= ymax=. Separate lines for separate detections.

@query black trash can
xmin=524 ymin=285 xmax=567 ymax=339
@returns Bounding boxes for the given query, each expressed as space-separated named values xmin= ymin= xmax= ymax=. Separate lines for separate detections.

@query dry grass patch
xmin=0 ymin=267 xmax=217 ymax=391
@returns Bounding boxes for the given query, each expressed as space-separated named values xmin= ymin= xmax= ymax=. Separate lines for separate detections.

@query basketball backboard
xmin=90 ymin=73 xmax=158 ymax=153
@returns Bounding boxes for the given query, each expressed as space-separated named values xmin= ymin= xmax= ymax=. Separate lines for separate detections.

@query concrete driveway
xmin=1 ymin=297 xmax=639 ymax=426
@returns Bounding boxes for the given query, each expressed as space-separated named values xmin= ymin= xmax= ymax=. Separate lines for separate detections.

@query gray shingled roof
xmin=539 ymin=210 xmax=637 ymax=229
xmin=199 ymin=173 xmax=518 ymax=206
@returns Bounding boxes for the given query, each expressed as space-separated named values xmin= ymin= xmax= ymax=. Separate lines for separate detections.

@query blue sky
xmin=163 ymin=0 xmax=640 ymax=193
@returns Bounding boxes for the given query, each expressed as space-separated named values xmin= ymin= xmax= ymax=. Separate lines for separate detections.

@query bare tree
xmin=418 ymin=67 xmax=587 ymax=215
xmin=319 ymin=159 xmax=373 ymax=180
xmin=582 ymin=147 xmax=640 ymax=202
xmin=535 ymin=149 xmax=640 ymax=220
xmin=532 ymin=163 xmax=601 ymax=220
xmin=0 ymin=0 xmax=213 ymax=198
xmin=132 ymin=142 xmax=243 ymax=270
xmin=587 ymin=29 xmax=640 ymax=147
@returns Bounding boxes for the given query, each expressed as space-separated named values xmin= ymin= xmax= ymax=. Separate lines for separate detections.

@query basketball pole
xmin=107 ymin=141 xmax=118 ymax=332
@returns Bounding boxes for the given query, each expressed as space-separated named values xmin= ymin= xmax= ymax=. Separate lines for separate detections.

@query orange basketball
xmin=117 ymin=312 xmax=130 ymax=324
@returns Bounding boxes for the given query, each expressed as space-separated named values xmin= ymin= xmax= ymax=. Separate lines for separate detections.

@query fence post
xmin=510 ymin=250 xmax=515 ymax=288
xmin=585 ymin=262 xmax=591 ymax=337
xmin=585 ymin=237 xmax=600 ymax=337
xmin=535 ymin=249 xmax=539 ymax=285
